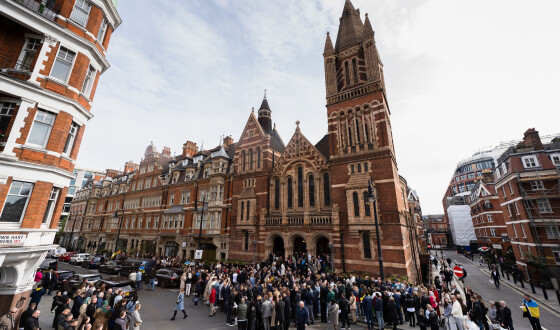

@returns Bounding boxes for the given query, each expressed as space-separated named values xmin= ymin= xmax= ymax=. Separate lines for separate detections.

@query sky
xmin=78 ymin=0 xmax=560 ymax=214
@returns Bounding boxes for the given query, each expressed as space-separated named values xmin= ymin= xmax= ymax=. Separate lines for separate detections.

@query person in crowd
xmin=499 ymin=301 xmax=513 ymax=330
xmin=522 ymin=295 xmax=541 ymax=330
xmin=92 ymin=301 xmax=111 ymax=329
xmin=466 ymin=311 xmax=480 ymax=330
xmin=237 ymin=297 xmax=248 ymax=330
xmin=22 ymin=309 xmax=40 ymax=330
xmin=387 ymin=296 xmax=399 ymax=330
xmin=451 ymin=295 xmax=463 ymax=330
xmin=129 ymin=303 xmax=142 ymax=330
xmin=374 ymin=292 xmax=384 ymax=330
xmin=417 ymin=308 xmax=427 ymax=330
xmin=425 ymin=305 xmax=438 ymax=330
xmin=261 ymin=294 xmax=272 ymax=330
xmin=328 ymin=299 xmax=339 ymax=330
xmin=147 ymin=269 xmax=157 ymax=291
xmin=209 ymin=285 xmax=217 ymax=317
xmin=295 ymin=301 xmax=309 ymax=330
xmin=114 ymin=310 xmax=127 ymax=330
xmin=0 ymin=307 xmax=17 ymax=330
xmin=170 ymin=288 xmax=187 ymax=320
xmin=136 ymin=269 xmax=143 ymax=291
xmin=29 ymin=285 xmax=45 ymax=309
xmin=42 ymin=269 xmax=54 ymax=296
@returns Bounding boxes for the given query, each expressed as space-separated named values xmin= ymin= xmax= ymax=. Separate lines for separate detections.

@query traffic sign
xmin=453 ymin=266 xmax=463 ymax=278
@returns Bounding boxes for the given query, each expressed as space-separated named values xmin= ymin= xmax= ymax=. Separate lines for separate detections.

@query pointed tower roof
xmin=324 ymin=32 xmax=334 ymax=54
xmin=335 ymin=0 xmax=364 ymax=51
xmin=362 ymin=13 xmax=374 ymax=38
xmin=259 ymin=96 xmax=270 ymax=111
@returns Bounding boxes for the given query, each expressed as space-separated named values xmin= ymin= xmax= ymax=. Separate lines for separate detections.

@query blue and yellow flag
xmin=522 ymin=300 xmax=540 ymax=318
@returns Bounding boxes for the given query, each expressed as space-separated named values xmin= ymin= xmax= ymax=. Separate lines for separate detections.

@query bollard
xmin=513 ymin=273 xmax=517 ymax=284
xmin=530 ymin=280 xmax=536 ymax=294
xmin=506 ymin=271 xmax=510 ymax=281
xmin=541 ymin=284 xmax=548 ymax=300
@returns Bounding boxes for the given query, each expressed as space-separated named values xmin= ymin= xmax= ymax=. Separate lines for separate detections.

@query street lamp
xmin=252 ymin=238 xmax=257 ymax=266
xmin=368 ymin=178 xmax=384 ymax=282
xmin=68 ymin=211 xmax=77 ymax=250
xmin=113 ymin=209 xmax=124 ymax=252
xmin=328 ymin=241 xmax=334 ymax=273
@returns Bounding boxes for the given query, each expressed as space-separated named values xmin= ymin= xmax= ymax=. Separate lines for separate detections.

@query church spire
xmin=335 ymin=0 xmax=363 ymax=51
xmin=362 ymin=13 xmax=374 ymax=38
xmin=258 ymin=90 xmax=272 ymax=133
xmin=324 ymin=32 xmax=334 ymax=54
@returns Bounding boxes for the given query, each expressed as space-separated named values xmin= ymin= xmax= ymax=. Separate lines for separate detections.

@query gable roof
xmin=273 ymin=125 xmax=328 ymax=175
xmin=314 ymin=134 xmax=330 ymax=160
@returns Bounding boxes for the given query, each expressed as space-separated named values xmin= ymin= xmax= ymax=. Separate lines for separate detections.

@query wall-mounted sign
xmin=194 ymin=250 xmax=203 ymax=259
xmin=0 ymin=234 xmax=26 ymax=246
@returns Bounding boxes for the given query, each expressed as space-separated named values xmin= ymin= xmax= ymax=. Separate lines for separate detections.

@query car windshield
xmin=117 ymin=285 xmax=134 ymax=295
xmin=59 ymin=272 xmax=73 ymax=279
xmin=93 ymin=257 xmax=102 ymax=262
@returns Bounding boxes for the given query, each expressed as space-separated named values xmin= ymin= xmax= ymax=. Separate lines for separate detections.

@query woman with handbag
xmin=129 ymin=303 xmax=142 ymax=330
xmin=170 ymin=288 xmax=188 ymax=320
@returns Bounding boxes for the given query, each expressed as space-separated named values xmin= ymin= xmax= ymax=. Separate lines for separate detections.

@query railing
xmin=327 ymin=81 xmax=379 ymax=105
xmin=13 ymin=0 xmax=62 ymax=22
xmin=0 ymin=54 xmax=33 ymax=81
xmin=287 ymin=216 xmax=303 ymax=225
xmin=310 ymin=215 xmax=332 ymax=225
xmin=265 ymin=217 xmax=282 ymax=225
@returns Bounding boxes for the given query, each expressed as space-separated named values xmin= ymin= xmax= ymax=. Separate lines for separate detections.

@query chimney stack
xmin=223 ymin=135 xmax=234 ymax=146
xmin=124 ymin=161 xmax=139 ymax=174
xmin=162 ymin=146 xmax=171 ymax=157
xmin=182 ymin=141 xmax=198 ymax=158
xmin=521 ymin=128 xmax=544 ymax=151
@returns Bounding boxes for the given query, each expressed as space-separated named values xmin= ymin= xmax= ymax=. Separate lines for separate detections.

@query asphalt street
xmin=436 ymin=250 xmax=558 ymax=330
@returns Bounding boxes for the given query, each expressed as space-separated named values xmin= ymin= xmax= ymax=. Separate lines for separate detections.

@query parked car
xmin=119 ymin=259 xmax=157 ymax=277
xmin=95 ymin=277 xmax=138 ymax=302
xmin=99 ymin=260 xmax=122 ymax=275
xmin=53 ymin=270 xmax=75 ymax=290
xmin=152 ymin=268 xmax=181 ymax=288
xmin=81 ymin=255 xmax=106 ymax=269
xmin=39 ymin=258 xmax=58 ymax=272
xmin=58 ymin=252 xmax=77 ymax=262
xmin=63 ymin=273 xmax=103 ymax=295
xmin=47 ymin=247 xmax=66 ymax=258
xmin=69 ymin=253 xmax=90 ymax=265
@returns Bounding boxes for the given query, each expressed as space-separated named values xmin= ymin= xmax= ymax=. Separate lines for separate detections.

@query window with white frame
xmin=521 ymin=223 xmax=527 ymax=238
xmin=501 ymin=163 xmax=507 ymax=175
xmin=550 ymin=154 xmax=560 ymax=166
xmin=97 ymin=19 xmax=108 ymax=42
xmin=28 ymin=110 xmax=55 ymax=147
xmin=512 ymin=224 xmax=518 ymax=237
xmin=42 ymin=187 xmax=60 ymax=225
xmin=0 ymin=102 xmax=16 ymax=135
xmin=70 ymin=0 xmax=91 ymax=26
xmin=553 ymin=248 xmax=560 ymax=264
xmin=81 ymin=65 xmax=96 ymax=97
xmin=18 ymin=37 xmax=41 ymax=70
xmin=519 ymin=244 xmax=524 ymax=259
xmin=522 ymin=156 xmax=539 ymax=168
xmin=537 ymin=199 xmax=553 ymax=213
xmin=62 ymin=122 xmax=78 ymax=156
xmin=508 ymin=182 xmax=514 ymax=195
xmin=181 ymin=191 xmax=190 ymax=204
xmin=487 ymin=214 xmax=493 ymax=222
xmin=50 ymin=47 xmax=75 ymax=82
xmin=545 ymin=226 xmax=560 ymax=239
xmin=490 ymin=228 xmax=497 ymax=237
xmin=530 ymin=180 xmax=544 ymax=190
xmin=0 ymin=181 xmax=34 ymax=222
xmin=514 ymin=202 xmax=520 ymax=215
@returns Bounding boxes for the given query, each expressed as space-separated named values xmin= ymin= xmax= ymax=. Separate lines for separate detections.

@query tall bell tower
xmin=324 ymin=0 xmax=393 ymax=159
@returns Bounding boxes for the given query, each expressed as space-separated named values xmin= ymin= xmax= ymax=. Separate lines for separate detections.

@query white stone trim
xmin=1 ymin=98 xmax=36 ymax=156
xmin=0 ymin=157 xmax=74 ymax=187
xmin=500 ymin=196 xmax=523 ymax=206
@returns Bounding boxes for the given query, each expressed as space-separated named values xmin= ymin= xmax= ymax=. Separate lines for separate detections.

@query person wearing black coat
xmin=338 ymin=293 xmax=350 ymax=330
xmin=19 ymin=303 xmax=36 ymax=329
xmin=23 ymin=309 xmax=40 ymax=330
xmin=427 ymin=306 xmax=439 ymax=330
xmin=499 ymin=301 xmax=513 ymax=330
xmin=276 ymin=297 xmax=286 ymax=329
xmin=319 ymin=282 xmax=328 ymax=323
xmin=387 ymin=297 xmax=399 ymax=330
xmin=417 ymin=308 xmax=427 ymax=330
xmin=71 ymin=292 xmax=85 ymax=318
xmin=283 ymin=292 xmax=291 ymax=330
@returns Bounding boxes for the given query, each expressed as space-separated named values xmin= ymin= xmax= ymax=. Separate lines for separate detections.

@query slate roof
xmin=270 ymin=128 xmax=286 ymax=153
xmin=315 ymin=134 xmax=330 ymax=160
xmin=335 ymin=0 xmax=364 ymax=51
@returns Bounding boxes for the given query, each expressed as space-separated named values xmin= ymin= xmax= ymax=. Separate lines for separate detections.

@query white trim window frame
xmin=0 ymin=102 xmax=16 ymax=135
xmin=50 ymin=47 xmax=76 ymax=83
xmin=522 ymin=155 xmax=539 ymax=169
xmin=42 ymin=187 xmax=60 ymax=227
xmin=81 ymin=65 xmax=96 ymax=98
xmin=70 ymin=0 xmax=92 ymax=27
xmin=62 ymin=122 xmax=79 ymax=156
xmin=97 ymin=18 xmax=108 ymax=43
xmin=17 ymin=37 xmax=42 ymax=70
xmin=545 ymin=226 xmax=560 ymax=239
xmin=0 ymin=181 xmax=34 ymax=223
xmin=530 ymin=180 xmax=544 ymax=191
xmin=27 ymin=109 xmax=56 ymax=147
xmin=553 ymin=247 xmax=560 ymax=264
xmin=550 ymin=153 xmax=560 ymax=166
xmin=537 ymin=198 xmax=553 ymax=214
xmin=487 ymin=214 xmax=493 ymax=222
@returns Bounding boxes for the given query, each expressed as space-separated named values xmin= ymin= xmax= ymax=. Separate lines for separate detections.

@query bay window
xmin=50 ymin=47 xmax=75 ymax=82
xmin=28 ymin=110 xmax=55 ymax=147
xmin=0 ymin=181 xmax=34 ymax=223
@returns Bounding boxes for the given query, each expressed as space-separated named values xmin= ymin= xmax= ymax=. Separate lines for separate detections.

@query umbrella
xmin=478 ymin=246 xmax=490 ymax=252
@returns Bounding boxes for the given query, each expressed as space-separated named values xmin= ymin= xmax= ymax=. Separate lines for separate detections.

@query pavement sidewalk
xmin=459 ymin=254 xmax=560 ymax=319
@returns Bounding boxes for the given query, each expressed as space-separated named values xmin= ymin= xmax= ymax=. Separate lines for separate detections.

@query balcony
xmin=12 ymin=0 xmax=62 ymax=22
xmin=0 ymin=53 xmax=33 ymax=82
xmin=264 ymin=214 xmax=333 ymax=229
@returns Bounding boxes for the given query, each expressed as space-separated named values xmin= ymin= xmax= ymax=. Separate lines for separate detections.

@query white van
xmin=47 ymin=246 xmax=66 ymax=258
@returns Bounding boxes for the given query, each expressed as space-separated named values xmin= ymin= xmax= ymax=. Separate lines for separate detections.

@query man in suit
xmin=261 ymin=296 xmax=272 ymax=330
xmin=42 ymin=269 xmax=54 ymax=296
xmin=319 ymin=281 xmax=328 ymax=322
xmin=276 ymin=295 xmax=286 ymax=330
xmin=491 ymin=267 xmax=501 ymax=289
xmin=283 ymin=291 xmax=291 ymax=330
xmin=362 ymin=290 xmax=374 ymax=330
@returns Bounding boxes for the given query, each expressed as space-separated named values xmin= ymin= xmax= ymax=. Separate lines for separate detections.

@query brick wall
xmin=21 ymin=181 xmax=53 ymax=228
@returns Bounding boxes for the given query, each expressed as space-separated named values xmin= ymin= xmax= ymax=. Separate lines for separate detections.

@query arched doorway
xmin=316 ymin=236 xmax=330 ymax=258
xmin=164 ymin=241 xmax=179 ymax=257
xmin=272 ymin=236 xmax=285 ymax=258
xmin=293 ymin=236 xmax=307 ymax=254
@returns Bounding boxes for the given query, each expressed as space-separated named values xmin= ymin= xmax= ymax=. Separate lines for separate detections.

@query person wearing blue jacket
xmin=304 ymin=285 xmax=315 ymax=324
xmin=295 ymin=301 xmax=309 ymax=330
xmin=362 ymin=290 xmax=374 ymax=330
xmin=170 ymin=288 xmax=187 ymax=320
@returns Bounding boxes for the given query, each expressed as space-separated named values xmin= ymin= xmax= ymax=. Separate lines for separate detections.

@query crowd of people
xmin=0 ymin=250 xmax=548 ymax=330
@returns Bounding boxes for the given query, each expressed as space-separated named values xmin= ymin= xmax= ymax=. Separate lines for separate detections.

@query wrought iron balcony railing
xmin=0 ymin=53 xmax=34 ymax=81
xmin=13 ymin=0 xmax=62 ymax=22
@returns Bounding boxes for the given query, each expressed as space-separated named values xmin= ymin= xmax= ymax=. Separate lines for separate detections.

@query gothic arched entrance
xmin=272 ymin=236 xmax=285 ymax=257
xmin=315 ymin=236 xmax=330 ymax=258
xmin=293 ymin=236 xmax=307 ymax=254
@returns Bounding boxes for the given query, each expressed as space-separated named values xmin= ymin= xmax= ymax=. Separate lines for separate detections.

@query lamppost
xmin=68 ymin=211 xmax=77 ymax=250
xmin=252 ymin=238 xmax=257 ymax=266
xmin=368 ymin=178 xmax=384 ymax=282
xmin=113 ymin=209 xmax=124 ymax=252
xmin=328 ymin=241 xmax=334 ymax=273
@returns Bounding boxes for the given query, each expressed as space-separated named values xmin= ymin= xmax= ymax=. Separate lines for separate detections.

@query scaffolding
xmin=516 ymin=168 xmax=560 ymax=257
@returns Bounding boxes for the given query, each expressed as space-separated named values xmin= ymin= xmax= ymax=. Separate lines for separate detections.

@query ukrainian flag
xmin=522 ymin=300 xmax=540 ymax=318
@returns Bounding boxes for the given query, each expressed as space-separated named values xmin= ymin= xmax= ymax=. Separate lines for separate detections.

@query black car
xmin=95 ymin=277 xmax=138 ymax=302
xmin=82 ymin=256 xmax=106 ymax=269
xmin=152 ymin=268 xmax=181 ymax=288
xmin=119 ymin=259 xmax=156 ymax=277
xmin=53 ymin=270 xmax=74 ymax=290
xmin=99 ymin=261 xmax=122 ymax=275
xmin=39 ymin=258 xmax=58 ymax=272
xmin=63 ymin=274 xmax=103 ymax=295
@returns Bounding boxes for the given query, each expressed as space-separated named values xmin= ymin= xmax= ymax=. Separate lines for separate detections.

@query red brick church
xmin=229 ymin=0 xmax=421 ymax=280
